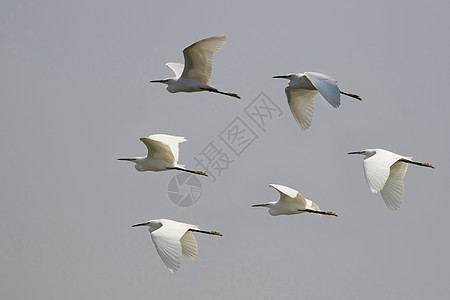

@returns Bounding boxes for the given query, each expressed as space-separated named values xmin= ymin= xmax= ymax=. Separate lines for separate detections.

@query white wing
xmin=305 ymin=72 xmax=341 ymax=108
xmin=285 ymin=87 xmax=318 ymax=130
xmin=180 ymin=231 xmax=198 ymax=261
xmin=142 ymin=134 xmax=186 ymax=164
xmin=165 ymin=62 xmax=185 ymax=78
xmin=150 ymin=220 xmax=193 ymax=273
xmin=181 ymin=35 xmax=227 ymax=84
xmin=380 ymin=161 xmax=409 ymax=211
xmin=269 ymin=184 xmax=307 ymax=207
xmin=363 ymin=149 xmax=406 ymax=193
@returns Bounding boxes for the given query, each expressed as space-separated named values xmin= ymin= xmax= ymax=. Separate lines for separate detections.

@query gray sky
xmin=1 ymin=0 xmax=449 ymax=299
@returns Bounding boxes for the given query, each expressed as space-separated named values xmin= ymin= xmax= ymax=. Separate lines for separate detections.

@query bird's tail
xmin=340 ymin=91 xmax=361 ymax=101
xmin=189 ymin=228 xmax=223 ymax=236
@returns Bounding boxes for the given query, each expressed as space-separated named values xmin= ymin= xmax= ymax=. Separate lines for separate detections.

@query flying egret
xmin=132 ymin=219 xmax=222 ymax=273
xmin=150 ymin=35 xmax=240 ymax=99
xmin=273 ymin=72 xmax=361 ymax=130
xmin=348 ymin=148 xmax=434 ymax=211
xmin=118 ymin=134 xmax=207 ymax=176
xmin=252 ymin=184 xmax=337 ymax=216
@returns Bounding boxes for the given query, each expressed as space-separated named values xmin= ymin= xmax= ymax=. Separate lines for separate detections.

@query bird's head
xmin=117 ymin=157 xmax=141 ymax=170
xmin=347 ymin=149 xmax=376 ymax=158
xmin=117 ymin=157 xmax=147 ymax=171
xmin=132 ymin=220 xmax=162 ymax=233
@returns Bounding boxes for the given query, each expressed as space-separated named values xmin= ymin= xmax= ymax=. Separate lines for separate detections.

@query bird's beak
xmin=347 ymin=151 xmax=364 ymax=155
xmin=273 ymin=75 xmax=290 ymax=79
xmin=132 ymin=222 xmax=149 ymax=227
xmin=149 ymin=79 xmax=168 ymax=83
xmin=251 ymin=204 xmax=268 ymax=207
xmin=117 ymin=158 xmax=136 ymax=161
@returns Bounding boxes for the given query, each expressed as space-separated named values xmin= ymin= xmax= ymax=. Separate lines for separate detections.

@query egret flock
xmin=119 ymin=35 xmax=434 ymax=272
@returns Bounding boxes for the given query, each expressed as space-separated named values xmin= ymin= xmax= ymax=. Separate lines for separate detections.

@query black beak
xmin=347 ymin=151 xmax=364 ymax=155
xmin=273 ymin=75 xmax=290 ymax=79
xmin=251 ymin=204 xmax=268 ymax=207
xmin=149 ymin=79 xmax=168 ymax=83
xmin=132 ymin=222 xmax=149 ymax=227
xmin=117 ymin=158 xmax=136 ymax=161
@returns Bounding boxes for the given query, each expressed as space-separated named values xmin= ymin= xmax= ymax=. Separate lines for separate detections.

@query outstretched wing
xmin=180 ymin=231 xmax=199 ymax=261
xmin=363 ymin=149 xmax=406 ymax=193
xmin=181 ymin=35 xmax=227 ymax=84
xmin=269 ymin=184 xmax=307 ymax=207
xmin=380 ymin=161 xmax=409 ymax=211
xmin=140 ymin=137 xmax=174 ymax=165
xmin=305 ymin=72 xmax=341 ymax=108
xmin=165 ymin=62 xmax=185 ymax=78
xmin=141 ymin=134 xmax=186 ymax=164
xmin=286 ymin=87 xmax=318 ymax=130
xmin=150 ymin=220 xmax=193 ymax=273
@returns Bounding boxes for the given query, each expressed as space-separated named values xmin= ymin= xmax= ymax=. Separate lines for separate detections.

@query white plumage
xmin=252 ymin=184 xmax=337 ymax=216
xmin=273 ymin=72 xmax=361 ymax=130
xmin=132 ymin=219 xmax=222 ymax=273
xmin=118 ymin=134 xmax=207 ymax=176
xmin=150 ymin=35 xmax=240 ymax=99
xmin=348 ymin=148 xmax=434 ymax=211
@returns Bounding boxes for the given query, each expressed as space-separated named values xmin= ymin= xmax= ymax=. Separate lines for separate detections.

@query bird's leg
xmin=399 ymin=159 xmax=434 ymax=168
xmin=340 ymin=90 xmax=362 ymax=101
xmin=200 ymin=87 xmax=240 ymax=99
xmin=189 ymin=228 xmax=223 ymax=236
xmin=172 ymin=167 xmax=208 ymax=176
xmin=299 ymin=209 xmax=338 ymax=216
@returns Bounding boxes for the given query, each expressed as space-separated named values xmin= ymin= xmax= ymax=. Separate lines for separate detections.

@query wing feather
xmin=305 ymin=72 xmax=341 ymax=108
xmin=150 ymin=220 xmax=193 ymax=273
xmin=380 ymin=161 xmax=409 ymax=211
xmin=285 ymin=87 xmax=317 ymax=130
xmin=180 ymin=231 xmax=199 ymax=261
xmin=165 ymin=62 xmax=184 ymax=78
xmin=181 ymin=35 xmax=227 ymax=84
xmin=269 ymin=184 xmax=307 ymax=207
xmin=363 ymin=150 xmax=406 ymax=193
xmin=141 ymin=134 xmax=186 ymax=164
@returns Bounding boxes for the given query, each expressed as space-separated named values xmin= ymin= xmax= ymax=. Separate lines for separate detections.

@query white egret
xmin=150 ymin=35 xmax=240 ymax=99
xmin=273 ymin=72 xmax=361 ymax=130
xmin=118 ymin=134 xmax=207 ymax=176
xmin=252 ymin=184 xmax=337 ymax=216
xmin=132 ymin=219 xmax=222 ymax=273
xmin=348 ymin=148 xmax=434 ymax=211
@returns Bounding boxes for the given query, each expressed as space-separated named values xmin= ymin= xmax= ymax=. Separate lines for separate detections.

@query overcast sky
xmin=1 ymin=0 xmax=449 ymax=299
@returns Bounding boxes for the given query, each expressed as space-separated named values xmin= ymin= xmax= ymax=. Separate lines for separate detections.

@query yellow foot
xmin=195 ymin=171 xmax=208 ymax=176
xmin=227 ymin=93 xmax=240 ymax=99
